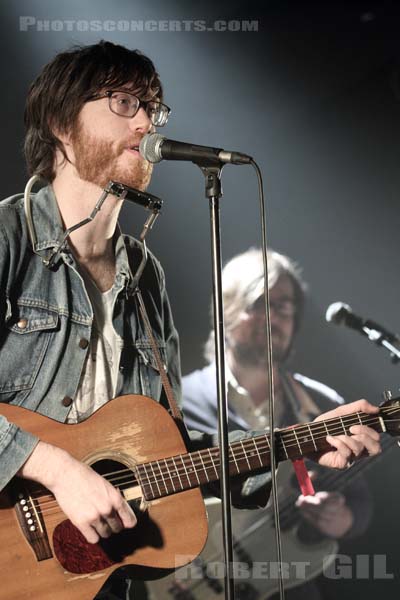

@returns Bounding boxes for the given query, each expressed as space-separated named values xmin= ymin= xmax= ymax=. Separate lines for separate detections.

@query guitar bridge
xmin=13 ymin=481 xmax=53 ymax=561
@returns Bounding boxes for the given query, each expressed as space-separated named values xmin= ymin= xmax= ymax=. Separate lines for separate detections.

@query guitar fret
xmin=140 ymin=464 xmax=155 ymax=499
xmin=265 ymin=434 xmax=273 ymax=464
xmin=149 ymin=461 xmax=162 ymax=497
xmin=280 ymin=435 xmax=289 ymax=459
xmin=240 ymin=440 xmax=251 ymax=469
xmin=230 ymin=445 xmax=240 ymax=473
xmin=292 ymin=429 xmax=303 ymax=455
xmin=180 ymin=455 xmax=191 ymax=487
xmin=339 ymin=417 xmax=347 ymax=434
xmin=198 ymin=451 xmax=210 ymax=482
xmin=357 ymin=413 xmax=363 ymax=426
xmin=156 ymin=459 xmax=169 ymax=495
xmin=323 ymin=421 xmax=329 ymax=436
xmin=252 ymin=438 xmax=263 ymax=467
xmin=171 ymin=456 xmax=184 ymax=490
xmin=208 ymin=449 xmax=219 ymax=478
xmin=307 ymin=423 xmax=318 ymax=452
xmin=164 ymin=458 xmax=176 ymax=493
xmin=190 ymin=454 xmax=201 ymax=485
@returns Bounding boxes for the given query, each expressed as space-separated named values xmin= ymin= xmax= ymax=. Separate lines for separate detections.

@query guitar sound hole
xmin=90 ymin=459 xmax=144 ymax=518
xmin=91 ymin=458 xmax=136 ymax=492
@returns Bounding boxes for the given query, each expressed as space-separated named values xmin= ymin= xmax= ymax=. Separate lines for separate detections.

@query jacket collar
xmin=30 ymin=184 xmax=138 ymax=293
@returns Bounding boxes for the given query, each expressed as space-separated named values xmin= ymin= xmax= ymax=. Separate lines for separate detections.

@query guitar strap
xmin=135 ymin=289 xmax=183 ymax=422
xmin=281 ymin=373 xmax=317 ymax=497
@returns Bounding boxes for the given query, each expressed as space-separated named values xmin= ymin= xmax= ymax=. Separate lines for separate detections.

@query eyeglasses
xmin=249 ymin=296 xmax=296 ymax=319
xmin=86 ymin=90 xmax=171 ymax=127
xmin=269 ymin=299 xmax=296 ymax=318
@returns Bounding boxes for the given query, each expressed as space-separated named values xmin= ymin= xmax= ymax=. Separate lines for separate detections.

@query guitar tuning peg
xmin=382 ymin=390 xmax=393 ymax=401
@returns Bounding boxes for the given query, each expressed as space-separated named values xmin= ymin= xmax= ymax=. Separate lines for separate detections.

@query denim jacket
xmin=0 ymin=185 xmax=182 ymax=490
xmin=0 ymin=185 xmax=270 ymax=509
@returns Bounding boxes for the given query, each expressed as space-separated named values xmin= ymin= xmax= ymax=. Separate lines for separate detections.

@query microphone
xmin=325 ymin=302 xmax=364 ymax=330
xmin=325 ymin=302 xmax=400 ymax=344
xmin=139 ymin=133 xmax=252 ymax=166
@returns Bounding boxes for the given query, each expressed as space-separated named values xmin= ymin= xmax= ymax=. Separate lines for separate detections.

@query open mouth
xmin=126 ymin=145 xmax=140 ymax=154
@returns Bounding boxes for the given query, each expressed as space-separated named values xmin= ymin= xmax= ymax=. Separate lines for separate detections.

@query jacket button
xmin=17 ymin=319 xmax=28 ymax=329
xmin=79 ymin=338 xmax=89 ymax=349
xmin=62 ymin=396 xmax=73 ymax=407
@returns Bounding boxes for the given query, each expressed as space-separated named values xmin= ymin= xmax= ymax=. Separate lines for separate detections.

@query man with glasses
xmin=0 ymin=42 xmax=380 ymax=599
xmin=182 ymin=247 xmax=373 ymax=599
xmin=0 ymin=40 xmax=175 ymax=600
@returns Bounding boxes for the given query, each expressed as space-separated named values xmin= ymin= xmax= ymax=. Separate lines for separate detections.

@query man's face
xmin=66 ymin=87 xmax=153 ymax=191
xmin=228 ymin=275 xmax=296 ymax=367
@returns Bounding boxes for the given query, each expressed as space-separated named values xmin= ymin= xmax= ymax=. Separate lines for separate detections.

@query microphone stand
xmin=198 ymin=161 xmax=235 ymax=600
xmin=360 ymin=323 xmax=400 ymax=364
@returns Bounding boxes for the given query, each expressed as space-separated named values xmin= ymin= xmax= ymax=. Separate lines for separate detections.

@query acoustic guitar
xmin=0 ymin=394 xmax=398 ymax=599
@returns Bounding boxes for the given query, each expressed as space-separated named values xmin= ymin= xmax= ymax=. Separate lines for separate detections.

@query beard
xmin=230 ymin=328 xmax=289 ymax=368
xmin=70 ymin=120 xmax=153 ymax=191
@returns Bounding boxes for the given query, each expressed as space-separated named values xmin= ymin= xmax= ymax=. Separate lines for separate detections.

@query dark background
xmin=1 ymin=0 xmax=400 ymax=596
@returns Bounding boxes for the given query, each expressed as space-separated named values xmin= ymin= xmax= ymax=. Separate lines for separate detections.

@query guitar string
xmin=28 ymin=410 xmax=398 ymax=516
xmin=33 ymin=408 xmax=397 ymax=499
xmin=30 ymin=436 xmax=389 ymax=526
xmin=30 ymin=405 xmax=399 ymax=497
xmin=30 ymin=446 xmax=397 ymax=523
xmin=29 ymin=408 xmax=397 ymax=516
xmin=32 ymin=440 xmax=391 ymax=527
xmin=27 ymin=411 xmax=378 ymax=509
xmin=28 ymin=409 xmax=398 ymax=513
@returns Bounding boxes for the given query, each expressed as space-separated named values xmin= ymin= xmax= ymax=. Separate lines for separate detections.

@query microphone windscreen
xmin=325 ymin=302 xmax=352 ymax=325
xmin=139 ymin=133 xmax=164 ymax=163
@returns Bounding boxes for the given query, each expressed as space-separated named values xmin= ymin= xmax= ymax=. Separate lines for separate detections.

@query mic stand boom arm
xmin=360 ymin=323 xmax=400 ymax=364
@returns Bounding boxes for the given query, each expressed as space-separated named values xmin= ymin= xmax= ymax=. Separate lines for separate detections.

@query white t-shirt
xmin=67 ymin=274 xmax=124 ymax=423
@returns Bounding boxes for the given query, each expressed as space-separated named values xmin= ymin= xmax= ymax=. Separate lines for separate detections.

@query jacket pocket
xmin=0 ymin=302 xmax=59 ymax=394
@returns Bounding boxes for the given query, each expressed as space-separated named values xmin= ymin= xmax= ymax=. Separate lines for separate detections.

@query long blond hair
xmin=204 ymin=248 xmax=306 ymax=362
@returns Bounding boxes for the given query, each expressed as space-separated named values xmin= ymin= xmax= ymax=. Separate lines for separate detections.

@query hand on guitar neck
xmin=17 ymin=441 xmax=137 ymax=544
xmin=312 ymin=398 xmax=381 ymax=469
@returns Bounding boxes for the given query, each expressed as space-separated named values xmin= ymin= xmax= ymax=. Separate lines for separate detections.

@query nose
xmin=129 ymin=106 xmax=152 ymax=134
xmin=269 ymin=307 xmax=281 ymax=328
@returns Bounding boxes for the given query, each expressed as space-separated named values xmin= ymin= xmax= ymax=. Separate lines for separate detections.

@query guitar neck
xmin=136 ymin=409 xmax=387 ymax=502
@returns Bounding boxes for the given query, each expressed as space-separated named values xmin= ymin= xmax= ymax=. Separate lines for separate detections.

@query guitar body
xmin=0 ymin=395 xmax=208 ymax=600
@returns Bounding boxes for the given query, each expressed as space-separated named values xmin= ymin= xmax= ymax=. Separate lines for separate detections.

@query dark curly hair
xmin=24 ymin=40 xmax=163 ymax=181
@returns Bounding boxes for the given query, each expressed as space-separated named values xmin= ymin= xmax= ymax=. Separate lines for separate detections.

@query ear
xmin=53 ymin=127 xmax=72 ymax=149
xmin=52 ymin=126 xmax=75 ymax=171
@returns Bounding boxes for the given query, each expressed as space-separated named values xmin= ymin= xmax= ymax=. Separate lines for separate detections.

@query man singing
xmin=0 ymin=43 xmax=380 ymax=599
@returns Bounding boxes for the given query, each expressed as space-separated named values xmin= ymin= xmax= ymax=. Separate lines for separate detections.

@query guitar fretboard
xmin=136 ymin=410 xmax=386 ymax=501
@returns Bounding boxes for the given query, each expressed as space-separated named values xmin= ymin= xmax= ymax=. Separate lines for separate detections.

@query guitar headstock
xmin=379 ymin=393 xmax=400 ymax=437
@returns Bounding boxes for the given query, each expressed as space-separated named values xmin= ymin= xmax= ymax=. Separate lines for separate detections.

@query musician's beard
xmin=231 ymin=330 xmax=289 ymax=368
xmin=70 ymin=121 xmax=153 ymax=191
